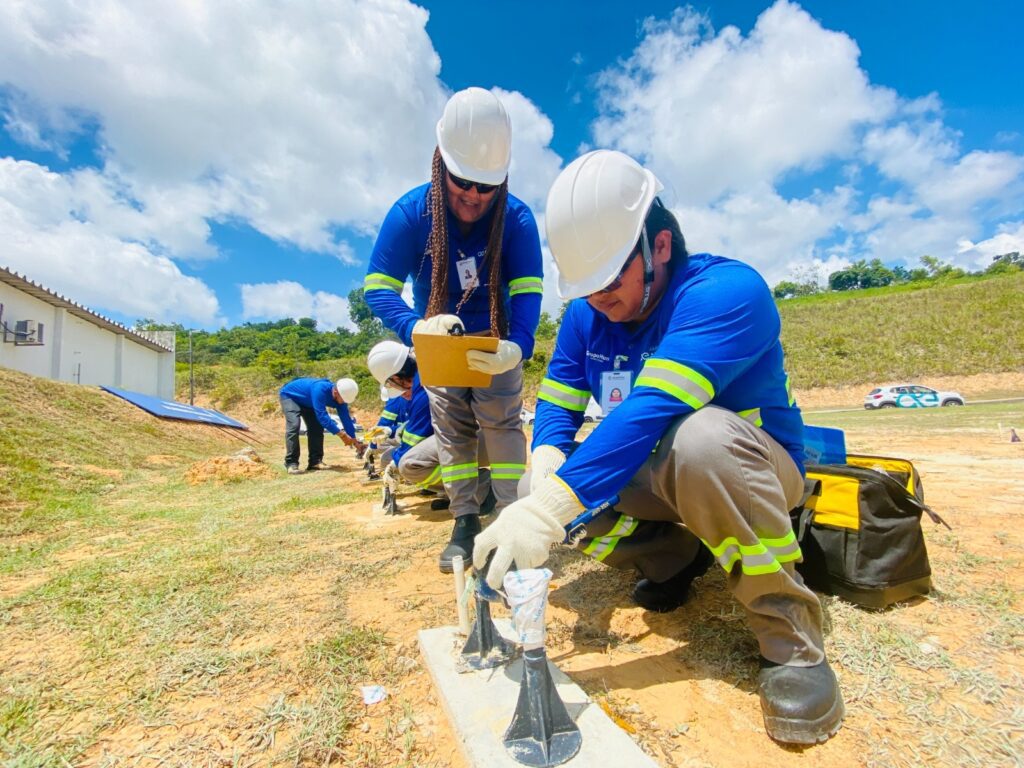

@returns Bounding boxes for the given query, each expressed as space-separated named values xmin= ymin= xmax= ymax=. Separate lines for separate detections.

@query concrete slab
xmin=418 ymin=622 xmax=660 ymax=768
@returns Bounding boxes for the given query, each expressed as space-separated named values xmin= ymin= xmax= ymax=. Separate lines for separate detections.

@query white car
xmin=520 ymin=409 xmax=536 ymax=425
xmin=864 ymin=384 xmax=965 ymax=410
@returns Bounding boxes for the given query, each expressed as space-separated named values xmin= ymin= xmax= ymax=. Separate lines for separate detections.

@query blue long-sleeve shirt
xmin=279 ymin=378 xmax=357 ymax=438
xmin=533 ymin=254 xmax=805 ymax=510
xmin=363 ymin=183 xmax=544 ymax=358
xmin=377 ymin=395 xmax=410 ymax=436
xmin=392 ymin=374 xmax=432 ymax=466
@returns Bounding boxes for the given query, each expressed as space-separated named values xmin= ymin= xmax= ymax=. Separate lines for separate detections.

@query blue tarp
xmin=101 ymin=386 xmax=248 ymax=430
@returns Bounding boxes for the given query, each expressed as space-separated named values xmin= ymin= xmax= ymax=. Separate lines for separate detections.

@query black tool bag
xmin=791 ymin=454 xmax=949 ymax=609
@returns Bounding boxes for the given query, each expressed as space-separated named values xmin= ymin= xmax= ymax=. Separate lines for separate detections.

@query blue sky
xmin=1 ymin=0 xmax=1021 ymax=331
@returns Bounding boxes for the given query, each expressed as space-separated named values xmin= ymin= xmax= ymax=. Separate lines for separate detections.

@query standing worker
xmin=364 ymin=87 xmax=543 ymax=571
xmin=279 ymin=376 xmax=364 ymax=474
xmin=474 ymin=150 xmax=844 ymax=745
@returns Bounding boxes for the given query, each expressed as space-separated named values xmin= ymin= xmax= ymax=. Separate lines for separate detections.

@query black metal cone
xmin=503 ymin=648 xmax=582 ymax=767
xmin=383 ymin=487 xmax=398 ymax=516
xmin=460 ymin=593 xmax=514 ymax=670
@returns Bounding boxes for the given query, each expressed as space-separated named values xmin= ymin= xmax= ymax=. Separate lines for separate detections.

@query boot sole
xmin=763 ymin=685 xmax=845 ymax=745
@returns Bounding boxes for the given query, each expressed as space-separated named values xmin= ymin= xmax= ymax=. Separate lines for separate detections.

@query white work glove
xmin=529 ymin=444 xmax=566 ymax=494
xmin=466 ymin=340 xmax=522 ymax=375
xmin=413 ymin=314 xmax=463 ymax=336
xmin=473 ymin=476 xmax=584 ymax=590
xmin=382 ymin=461 xmax=398 ymax=486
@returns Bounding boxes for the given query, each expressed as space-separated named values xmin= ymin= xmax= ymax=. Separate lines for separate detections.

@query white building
xmin=0 ymin=266 xmax=176 ymax=399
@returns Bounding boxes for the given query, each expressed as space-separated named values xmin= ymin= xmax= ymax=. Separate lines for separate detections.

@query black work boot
xmin=438 ymin=514 xmax=481 ymax=573
xmin=632 ymin=545 xmax=714 ymax=612
xmin=758 ymin=658 xmax=845 ymax=744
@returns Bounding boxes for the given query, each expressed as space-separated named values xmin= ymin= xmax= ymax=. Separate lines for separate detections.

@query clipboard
xmin=412 ymin=332 xmax=500 ymax=387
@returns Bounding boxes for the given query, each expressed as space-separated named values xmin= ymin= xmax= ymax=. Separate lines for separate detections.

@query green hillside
xmin=777 ymin=272 xmax=1024 ymax=388
xmin=175 ymin=271 xmax=1023 ymax=411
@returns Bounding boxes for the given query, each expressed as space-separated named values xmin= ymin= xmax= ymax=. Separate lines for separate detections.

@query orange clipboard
xmin=412 ymin=332 xmax=500 ymax=388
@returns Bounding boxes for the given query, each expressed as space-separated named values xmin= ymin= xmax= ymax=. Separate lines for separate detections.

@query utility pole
xmin=189 ymin=329 xmax=195 ymax=406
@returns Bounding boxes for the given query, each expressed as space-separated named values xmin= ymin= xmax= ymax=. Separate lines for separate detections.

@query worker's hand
xmin=339 ymin=433 xmax=355 ymax=446
xmin=529 ymin=444 xmax=566 ymax=494
xmin=413 ymin=314 xmax=463 ymax=336
xmin=473 ymin=477 xmax=584 ymax=590
xmin=466 ymin=340 xmax=522 ymax=375
xmin=383 ymin=461 xmax=398 ymax=486
xmin=354 ymin=440 xmax=368 ymax=455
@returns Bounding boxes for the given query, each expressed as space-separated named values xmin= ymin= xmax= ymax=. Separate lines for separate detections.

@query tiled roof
xmin=0 ymin=266 xmax=175 ymax=353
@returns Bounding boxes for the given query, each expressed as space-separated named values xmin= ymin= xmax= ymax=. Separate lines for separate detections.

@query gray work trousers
xmin=523 ymin=406 xmax=824 ymax=667
xmin=383 ymin=435 xmax=492 ymax=504
xmin=280 ymin=395 xmax=323 ymax=468
xmin=426 ymin=364 xmax=526 ymax=519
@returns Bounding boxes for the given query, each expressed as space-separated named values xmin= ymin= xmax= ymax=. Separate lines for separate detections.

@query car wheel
xmin=941 ymin=399 xmax=964 ymax=407
xmin=583 ymin=416 xmax=593 ymax=423
xmin=879 ymin=403 xmax=897 ymax=409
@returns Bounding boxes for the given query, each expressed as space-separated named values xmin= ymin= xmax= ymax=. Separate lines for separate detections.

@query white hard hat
xmin=367 ymin=340 xmax=410 ymax=385
xmin=436 ymin=87 xmax=511 ymax=185
xmin=545 ymin=150 xmax=663 ymax=300
xmin=335 ymin=378 xmax=359 ymax=403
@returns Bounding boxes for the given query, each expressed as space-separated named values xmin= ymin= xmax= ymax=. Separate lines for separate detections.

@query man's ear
xmin=654 ymin=229 xmax=673 ymax=265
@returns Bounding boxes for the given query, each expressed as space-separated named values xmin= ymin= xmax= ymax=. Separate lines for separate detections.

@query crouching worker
xmin=279 ymin=376 xmax=365 ymax=474
xmin=368 ymin=341 xmax=495 ymax=564
xmin=474 ymin=150 xmax=843 ymax=745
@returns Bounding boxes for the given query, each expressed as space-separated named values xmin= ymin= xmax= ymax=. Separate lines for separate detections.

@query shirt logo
xmin=586 ymin=350 xmax=610 ymax=362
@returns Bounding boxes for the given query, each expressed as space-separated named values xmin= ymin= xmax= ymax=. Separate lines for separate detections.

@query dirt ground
xmin=8 ymin=374 xmax=1021 ymax=767
xmin=320 ymin=395 xmax=1023 ymax=767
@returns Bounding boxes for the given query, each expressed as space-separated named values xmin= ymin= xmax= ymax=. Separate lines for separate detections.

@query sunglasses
xmin=448 ymin=171 xmax=499 ymax=195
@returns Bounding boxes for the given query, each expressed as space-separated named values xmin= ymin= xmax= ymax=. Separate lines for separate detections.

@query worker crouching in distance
xmin=367 ymin=341 xmax=495 ymax=519
xmin=474 ymin=150 xmax=844 ymax=745
xmin=279 ymin=376 xmax=365 ymax=474
xmin=363 ymin=87 xmax=543 ymax=571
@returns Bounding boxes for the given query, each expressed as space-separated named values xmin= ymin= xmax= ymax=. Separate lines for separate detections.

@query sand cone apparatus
xmin=1011 ymin=428 xmax=1021 ymax=443
xmin=459 ymin=588 xmax=514 ymax=670
xmin=503 ymin=569 xmax=581 ymax=767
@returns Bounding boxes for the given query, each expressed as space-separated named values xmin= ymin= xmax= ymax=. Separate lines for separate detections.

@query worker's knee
xmin=668 ymin=406 xmax=741 ymax=472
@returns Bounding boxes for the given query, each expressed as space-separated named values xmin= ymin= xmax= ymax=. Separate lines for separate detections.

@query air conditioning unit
xmin=14 ymin=319 xmax=45 ymax=345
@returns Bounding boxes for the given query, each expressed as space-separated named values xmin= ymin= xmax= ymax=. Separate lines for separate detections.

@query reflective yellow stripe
xmin=442 ymin=462 xmax=478 ymax=483
xmin=364 ymin=272 xmax=404 ymax=292
xmin=402 ymin=430 xmax=427 ymax=447
xmin=635 ymin=358 xmax=714 ymax=409
xmin=381 ymin=409 xmax=398 ymax=420
xmin=583 ymin=515 xmax=638 ymax=562
xmin=737 ymin=407 xmax=763 ymax=427
xmin=537 ymin=378 xmax=591 ymax=411
xmin=417 ymin=466 xmax=442 ymax=489
xmin=785 ymin=374 xmax=795 ymax=406
xmin=703 ymin=529 xmax=801 ymax=576
xmin=509 ymin=277 xmax=544 ymax=296
xmin=490 ymin=462 xmax=526 ymax=480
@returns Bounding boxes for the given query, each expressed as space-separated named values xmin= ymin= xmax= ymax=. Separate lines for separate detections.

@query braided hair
xmin=424 ymin=147 xmax=509 ymax=338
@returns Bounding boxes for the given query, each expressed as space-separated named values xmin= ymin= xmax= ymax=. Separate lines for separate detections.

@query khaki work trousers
xmin=525 ymin=406 xmax=824 ymax=666
xmin=427 ymin=364 xmax=527 ymax=519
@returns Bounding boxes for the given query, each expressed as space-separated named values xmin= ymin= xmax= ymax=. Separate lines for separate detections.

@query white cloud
xmin=584 ymin=0 xmax=1024 ymax=279
xmin=592 ymin=1 xmax=895 ymax=206
xmin=240 ymin=281 xmax=356 ymax=331
xmin=0 ymin=0 xmax=449 ymax=256
xmin=957 ymin=221 xmax=1024 ymax=270
xmin=0 ymin=158 xmax=221 ymax=324
xmin=497 ymin=88 xmax=564 ymax=212
xmin=673 ymin=184 xmax=853 ymax=285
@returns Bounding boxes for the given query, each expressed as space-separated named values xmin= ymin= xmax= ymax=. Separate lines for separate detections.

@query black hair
xmin=396 ymin=355 xmax=418 ymax=381
xmin=643 ymin=197 xmax=688 ymax=270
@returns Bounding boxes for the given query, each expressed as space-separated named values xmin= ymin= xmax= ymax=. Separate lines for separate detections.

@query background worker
xmin=367 ymin=341 xmax=494 ymax=513
xmin=279 ymin=376 xmax=364 ymax=474
xmin=364 ymin=87 xmax=542 ymax=571
xmin=474 ymin=150 xmax=844 ymax=746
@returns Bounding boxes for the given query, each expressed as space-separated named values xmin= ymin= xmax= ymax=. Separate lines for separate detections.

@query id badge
xmin=456 ymin=255 xmax=478 ymax=290
xmin=600 ymin=370 xmax=631 ymax=415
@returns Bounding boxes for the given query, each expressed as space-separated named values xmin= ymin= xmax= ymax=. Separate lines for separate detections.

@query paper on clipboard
xmin=412 ymin=332 xmax=500 ymax=388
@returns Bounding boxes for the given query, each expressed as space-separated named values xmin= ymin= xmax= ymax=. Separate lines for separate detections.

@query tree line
xmin=772 ymin=252 xmax=1022 ymax=298
xmin=138 ymin=288 xmax=560 ymax=379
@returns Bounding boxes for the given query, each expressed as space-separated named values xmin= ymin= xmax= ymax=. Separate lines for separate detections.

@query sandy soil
xmin=336 ymin=415 xmax=1024 ymax=768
